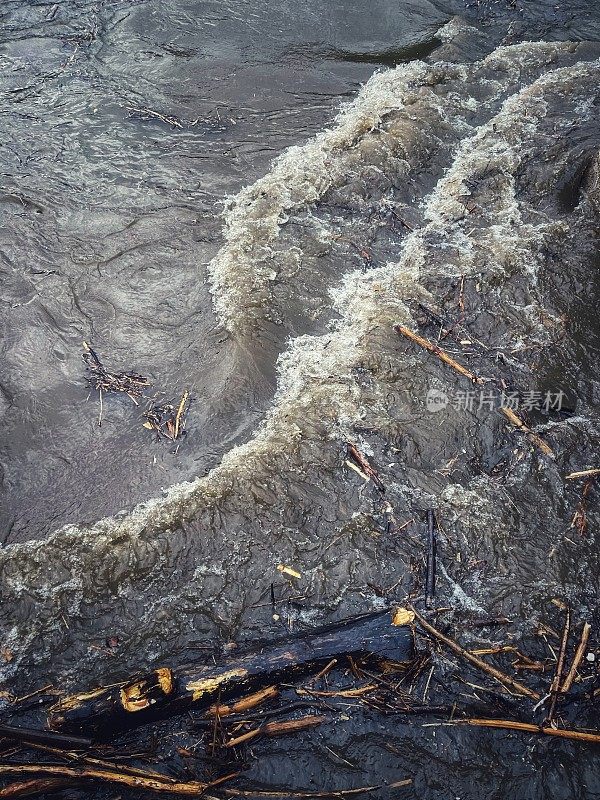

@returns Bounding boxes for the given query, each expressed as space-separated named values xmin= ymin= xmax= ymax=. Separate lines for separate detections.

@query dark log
xmin=48 ymin=610 xmax=413 ymax=739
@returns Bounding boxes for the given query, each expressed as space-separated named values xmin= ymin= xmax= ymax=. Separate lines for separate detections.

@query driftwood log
xmin=48 ymin=610 xmax=413 ymax=739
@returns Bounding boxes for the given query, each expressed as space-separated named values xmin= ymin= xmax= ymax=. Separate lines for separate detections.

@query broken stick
xmin=566 ymin=469 xmax=600 ymax=480
xmin=411 ymin=608 xmax=540 ymax=700
xmin=500 ymin=408 xmax=554 ymax=459
xmin=455 ymin=718 xmax=600 ymax=745
xmin=0 ymin=724 xmax=90 ymax=751
xmin=546 ymin=607 xmax=570 ymax=724
xmin=0 ymin=764 xmax=235 ymax=797
xmin=206 ymin=686 xmax=279 ymax=718
xmin=394 ymin=324 xmax=483 ymax=384
xmin=425 ymin=511 xmax=436 ymax=609
xmin=345 ymin=443 xmax=385 ymax=492
xmin=226 ymin=715 xmax=326 ymax=748
xmin=561 ymin=622 xmax=592 ymax=694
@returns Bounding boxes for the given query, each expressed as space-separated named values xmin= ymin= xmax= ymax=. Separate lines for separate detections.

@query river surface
xmin=1 ymin=0 xmax=600 ymax=798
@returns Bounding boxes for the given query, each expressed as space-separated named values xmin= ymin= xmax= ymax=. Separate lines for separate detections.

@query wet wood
xmin=205 ymin=686 xmax=279 ymax=718
xmin=0 ymin=778 xmax=75 ymax=799
xmin=225 ymin=715 xmax=326 ymax=748
xmin=425 ymin=510 xmax=436 ymax=609
xmin=546 ymin=607 xmax=570 ymax=724
xmin=297 ymin=684 xmax=377 ymax=699
xmin=82 ymin=342 xmax=150 ymax=405
xmin=0 ymin=764 xmax=235 ymax=797
xmin=566 ymin=468 xmax=600 ymax=479
xmin=394 ymin=324 xmax=483 ymax=384
xmin=345 ymin=443 xmax=384 ymax=492
xmin=456 ymin=718 xmax=600 ymax=744
xmin=571 ymin=479 xmax=594 ymax=536
xmin=411 ymin=608 xmax=540 ymax=700
xmin=0 ymin=724 xmax=91 ymax=751
xmin=499 ymin=407 xmax=554 ymax=459
xmin=48 ymin=611 xmax=413 ymax=738
xmin=222 ymin=781 xmax=412 ymax=798
xmin=561 ymin=622 xmax=591 ymax=694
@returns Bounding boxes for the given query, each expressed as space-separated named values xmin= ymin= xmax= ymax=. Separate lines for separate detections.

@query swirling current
xmin=1 ymin=1 xmax=600 ymax=798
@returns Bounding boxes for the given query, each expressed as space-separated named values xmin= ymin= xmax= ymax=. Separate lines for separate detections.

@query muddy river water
xmin=1 ymin=0 xmax=600 ymax=797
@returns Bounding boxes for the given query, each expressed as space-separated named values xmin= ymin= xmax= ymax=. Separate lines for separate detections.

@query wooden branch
xmin=566 ymin=469 xmax=600 ymax=479
xmin=205 ymin=686 xmax=278 ymax=718
xmin=394 ymin=324 xmax=483 ymax=384
xmin=0 ymin=764 xmax=235 ymax=797
xmin=456 ymin=718 xmax=600 ymax=744
xmin=571 ymin=480 xmax=594 ymax=536
xmin=500 ymin=408 xmax=554 ymax=459
xmin=411 ymin=608 xmax=539 ymax=700
xmin=173 ymin=391 xmax=190 ymax=440
xmin=297 ymin=684 xmax=377 ymax=699
xmin=546 ymin=607 xmax=570 ymax=724
xmin=27 ymin=743 xmax=174 ymax=783
xmin=226 ymin=715 xmax=326 ymax=748
xmin=48 ymin=611 xmax=413 ymax=738
xmin=561 ymin=622 xmax=592 ymax=694
xmin=345 ymin=443 xmax=384 ymax=492
xmin=425 ymin=510 xmax=436 ymax=609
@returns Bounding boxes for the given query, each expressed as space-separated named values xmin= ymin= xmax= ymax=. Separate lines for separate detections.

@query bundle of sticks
xmin=83 ymin=342 xmax=151 ymax=407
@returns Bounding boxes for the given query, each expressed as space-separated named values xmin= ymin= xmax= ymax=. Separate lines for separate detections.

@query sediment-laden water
xmin=1 ymin=2 xmax=600 ymax=797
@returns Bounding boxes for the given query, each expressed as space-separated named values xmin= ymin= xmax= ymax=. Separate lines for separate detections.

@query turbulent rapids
xmin=1 ymin=21 xmax=600 ymax=793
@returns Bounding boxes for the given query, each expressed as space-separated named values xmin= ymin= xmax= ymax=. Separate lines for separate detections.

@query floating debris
xmin=345 ymin=442 xmax=385 ymax=492
xmin=143 ymin=390 xmax=190 ymax=441
xmin=425 ymin=510 xmax=437 ymax=609
xmin=566 ymin=468 xmax=600 ymax=479
xmin=277 ymin=564 xmax=302 ymax=580
xmin=82 ymin=342 xmax=151 ymax=425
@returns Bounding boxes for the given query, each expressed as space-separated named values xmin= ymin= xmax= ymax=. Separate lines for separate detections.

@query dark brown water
xmin=1 ymin=1 xmax=600 ymax=798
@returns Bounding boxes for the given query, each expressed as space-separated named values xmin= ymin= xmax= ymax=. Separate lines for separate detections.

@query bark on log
xmin=48 ymin=610 xmax=413 ymax=739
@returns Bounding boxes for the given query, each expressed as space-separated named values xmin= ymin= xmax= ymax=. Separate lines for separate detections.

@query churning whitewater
xmin=1 ymin=29 xmax=600 ymax=734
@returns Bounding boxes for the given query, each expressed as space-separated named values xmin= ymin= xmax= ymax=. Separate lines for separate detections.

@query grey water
xmin=1 ymin=1 xmax=600 ymax=798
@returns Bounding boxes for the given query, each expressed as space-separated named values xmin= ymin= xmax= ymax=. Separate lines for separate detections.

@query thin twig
xmin=411 ymin=608 xmax=540 ymax=700
xmin=566 ymin=469 xmax=600 ymax=479
xmin=454 ymin=717 xmax=600 ymax=744
xmin=0 ymin=765 xmax=236 ymax=797
xmin=394 ymin=324 xmax=483 ymax=384
xmin=561 ymin=622 xmax=591 ymax=694
xmin=499 ymin=408 xmax=554 ymax=459
xmin=546 ymin=607 xmax=570 ymax=725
